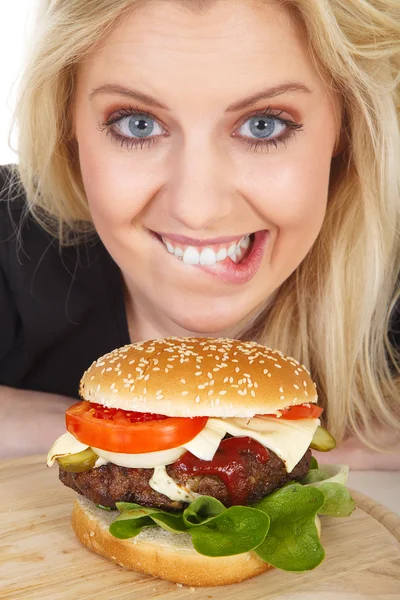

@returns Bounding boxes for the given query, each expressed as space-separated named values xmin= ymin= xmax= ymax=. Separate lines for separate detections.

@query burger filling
xmin=58 ymin=438 xmax=312 ymax=510
xmin=48 ymin=401 xmax=331 ymax=510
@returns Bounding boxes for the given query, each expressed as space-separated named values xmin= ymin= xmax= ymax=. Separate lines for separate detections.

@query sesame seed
xmin=235 ymin=367 xmax=240 ymax=373
xmin=267 ymin=373 xmax=272 ymax=378
xmin=219 ymin=390 xmax=227 ymax=395
xmin=274 ymin=364 xmax=282 ymax=369
xmin=280 ymin=395 xmax=285 ymax=400
xmin=112 ymin=389 xmax=119 ymax=394
xmin=208 ymin=390 xmax=214 ymax=396
xmin=195 ymin=372 xmax=202 ymax=376
xmin=181 ymin=391 xmax=189 ymax=396
xmin=254 ymin=382 xmax=258 ymax=388
xmin=198 ymin=385 xmax=206 ymax=390
xmin=181 ymin=379 xmax=187 ymax=384
xmin=153 ymin=367 xmax=160 ymax=371
xmin=303 ymin=381 xmax=308 ymax=387
xmin=263 ymin=369 xmax=269 ymax=375
xmin=195 ymin=395 xmax=201 ymax=403
xmin=223 ymin=377 xmax=229 ymax=383
xmin=293 ymin=384 xmax=300 ymax=390
xmin=251 ymin=390 xmax=256 ymax=398
xmin=279 ymin=387 xmax=283 ymax=393
xmin=106 ymin=367 xmax=112 ymax=372
xmin=110 ymin=383 xmax=115 ymax=390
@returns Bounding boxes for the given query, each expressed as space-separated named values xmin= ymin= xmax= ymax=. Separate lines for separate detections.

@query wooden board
xmin=1 ymin=455 xmax=400 ymax=600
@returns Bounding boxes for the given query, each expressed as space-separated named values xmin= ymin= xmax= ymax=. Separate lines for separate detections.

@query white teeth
xmin=216 ymin=247 xmax=227 ymax=262
xmin=200 ymin=248 xmax=217 ymax=265
xmin=161 ymin=234 xmax=253 ymax=266
xmin=183 ymin=246 xmax=200 ymax=265
xmin=227 ymin=243 xmax=237 ymax=258
xmin=240 ymin=235 xmax=251 ymax=250
xmin=162 ymin=237 xmax=175 ymax=254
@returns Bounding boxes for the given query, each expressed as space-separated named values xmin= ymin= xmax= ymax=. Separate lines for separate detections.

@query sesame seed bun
xmin=80 ymin=337 xmax=317 ymax=417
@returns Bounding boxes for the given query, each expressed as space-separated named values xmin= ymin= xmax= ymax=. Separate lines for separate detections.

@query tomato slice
xmin=262 ymin=404 xmax=323 ymax=420
xmin=66 ymin=401 xmax=208 ymax=454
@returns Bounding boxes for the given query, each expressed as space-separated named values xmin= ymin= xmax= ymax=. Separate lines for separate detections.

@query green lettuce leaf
xmin=110 ymin=496 xmax=270 ymax=557
xmin=109 ymin=509 xmax=157 ymax=539
xmin=317 ymin=482 xmax=356 ymax=517
xmin=301 ymin=464 xmax=349 ymax=487
xmin=190 ymin=506 xmax=270 ymax=557
xmin=183 ymin=495 xmax=226 ymax=527
xmin=253 ymin=483 xmax=325 ymax=571
xmin=309 ymin=456 xmax=319 ymax=470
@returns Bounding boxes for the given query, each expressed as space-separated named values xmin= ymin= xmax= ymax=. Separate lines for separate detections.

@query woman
xmin=0 ymin=0 xmax=399 ymax=466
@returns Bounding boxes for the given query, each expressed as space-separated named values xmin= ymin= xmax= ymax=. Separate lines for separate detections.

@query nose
xmin=164 ymin=136 xmax=235 ymax=231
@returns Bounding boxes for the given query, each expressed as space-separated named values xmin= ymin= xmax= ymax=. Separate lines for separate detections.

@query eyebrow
xmin=226 ymin=82 xmax=312 ymax=111
xmin=89 ymin=81 xmax=312 ymax=111
xmin=89 ymin=84 xmax=169 ymax=109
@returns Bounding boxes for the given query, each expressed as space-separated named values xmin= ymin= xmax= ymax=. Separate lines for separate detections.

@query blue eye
xmin=238 ymin=115 xmax=286 ymax=140
xmin=115 ymin=114 xmax=164 ymax=138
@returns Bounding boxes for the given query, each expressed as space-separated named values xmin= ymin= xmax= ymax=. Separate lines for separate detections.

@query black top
xmin=0 ymin=164 xmax=130 ymax=399
xmin=0 ymin=164 xmax=399 ymax=399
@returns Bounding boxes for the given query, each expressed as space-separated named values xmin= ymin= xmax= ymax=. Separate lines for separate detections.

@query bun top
xmin=80 ymin=337 xmax=317 ymax=417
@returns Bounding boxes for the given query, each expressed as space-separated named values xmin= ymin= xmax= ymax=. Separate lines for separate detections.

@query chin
xmin=167 ymin=304 xmax=249 ymax=337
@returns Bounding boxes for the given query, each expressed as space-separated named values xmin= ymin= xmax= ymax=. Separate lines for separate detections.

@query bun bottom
xmin=71 ymin=496 xmax=272 ymax=586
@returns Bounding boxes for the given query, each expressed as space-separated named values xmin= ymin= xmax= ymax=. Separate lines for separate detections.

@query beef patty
xmin=59 ymin=446 xmax=312 ymax=510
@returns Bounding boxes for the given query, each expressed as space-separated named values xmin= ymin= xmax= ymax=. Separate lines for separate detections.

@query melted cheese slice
xmin=47 ymin=417 xmax=319 ymax=473
xmin=47 ymin=432 xmax=88 ymax=466
xmin=209 ymin=417 xmax=320 ymax=472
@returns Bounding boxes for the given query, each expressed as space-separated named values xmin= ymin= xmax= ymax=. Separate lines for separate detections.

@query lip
xmin=151 ymin=228 xmax=269 ymax=285
xmin=198 ymin=230 xmax=269 ymax=285
xmin=153 ymin=231 xmax=252 ymax=247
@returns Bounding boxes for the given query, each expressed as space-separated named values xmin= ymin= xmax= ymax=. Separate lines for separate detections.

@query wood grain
xmin=1 ymin=455 xmax=399 ymax=600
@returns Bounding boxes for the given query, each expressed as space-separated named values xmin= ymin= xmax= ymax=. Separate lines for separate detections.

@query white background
xmin=0 ymin=0 xmax=39 ymax=165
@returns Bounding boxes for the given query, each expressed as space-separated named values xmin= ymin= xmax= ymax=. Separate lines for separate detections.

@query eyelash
xmin=98 ymin=105 xmax=303 ymax=152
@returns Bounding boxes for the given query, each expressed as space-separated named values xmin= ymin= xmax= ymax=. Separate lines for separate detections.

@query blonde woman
xmin=0 ymin=0 xmax=398 ymax=467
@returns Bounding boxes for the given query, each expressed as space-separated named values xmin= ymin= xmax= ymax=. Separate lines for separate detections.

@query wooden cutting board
xmin=1 ymin=455 xmax=399 ymax=600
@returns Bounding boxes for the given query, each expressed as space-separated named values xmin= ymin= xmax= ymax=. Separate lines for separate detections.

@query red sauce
xmin=174 ymin=436 xmax=269 ymax=505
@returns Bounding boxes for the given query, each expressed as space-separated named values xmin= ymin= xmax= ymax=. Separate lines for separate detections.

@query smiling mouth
xmin=152 ymin=232 xmax=255 ymax=265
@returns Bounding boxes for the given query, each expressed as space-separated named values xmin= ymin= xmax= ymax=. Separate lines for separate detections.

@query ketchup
xmin=174 ymin=436 xmax=269 ymax=505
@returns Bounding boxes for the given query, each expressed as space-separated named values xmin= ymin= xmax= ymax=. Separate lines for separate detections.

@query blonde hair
xmin=12 ymin=0 xmax=400 ymax=449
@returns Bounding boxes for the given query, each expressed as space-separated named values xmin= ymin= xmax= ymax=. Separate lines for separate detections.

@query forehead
xmin=77 ymin=0 xmax=322 ymax=107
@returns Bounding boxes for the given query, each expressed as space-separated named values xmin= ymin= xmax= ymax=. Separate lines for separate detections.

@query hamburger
xmin=47 ymin=337 xmax=354 ymax=586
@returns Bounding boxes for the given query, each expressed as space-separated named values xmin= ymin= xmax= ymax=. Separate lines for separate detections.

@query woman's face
xmin=74 ymin=0 xmax=340 ymax=336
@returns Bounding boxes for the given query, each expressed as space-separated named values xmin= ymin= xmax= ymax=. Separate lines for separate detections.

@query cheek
xmin=242 ymin=143 xmax=332 ymax=234
xmin=77 ymin=134 xmax=161 ymax=228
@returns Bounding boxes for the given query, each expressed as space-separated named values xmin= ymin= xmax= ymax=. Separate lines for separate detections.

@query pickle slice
xmin=56 ymin=448 xmax=98 ymax=472
xmin=310 ymin=426 xmax=336 ymax=451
